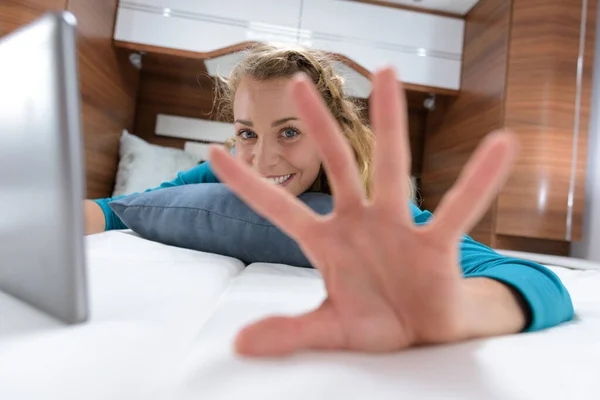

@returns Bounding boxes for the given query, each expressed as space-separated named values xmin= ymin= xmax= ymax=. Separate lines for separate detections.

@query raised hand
xmin=209 ymin=67 xmax=522 ymax=357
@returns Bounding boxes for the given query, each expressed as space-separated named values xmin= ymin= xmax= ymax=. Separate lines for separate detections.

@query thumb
xmin=235 ymin=302 xmax=344 ymax=357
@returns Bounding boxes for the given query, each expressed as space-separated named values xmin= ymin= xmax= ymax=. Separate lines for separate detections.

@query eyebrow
xmin=271 ymin=117 xmax=298 ymax=127
xmin=234 ymin=119 xmax=253 ymax=127
xmin=233 ymin=117 xmax=298 ymax=128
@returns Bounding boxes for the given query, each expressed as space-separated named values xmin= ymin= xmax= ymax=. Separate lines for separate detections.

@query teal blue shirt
xmin=94 ymin=162 xmax=220 ymax=231
xmin=94 ymin=162 xmax=574 ymax=333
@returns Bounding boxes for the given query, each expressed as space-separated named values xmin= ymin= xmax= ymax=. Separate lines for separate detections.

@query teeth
xmin=265 ymin=174 xmax=292 ymax=185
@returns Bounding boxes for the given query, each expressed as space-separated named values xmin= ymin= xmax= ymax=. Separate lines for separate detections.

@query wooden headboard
xmin=132 ymin=53 xmax=222 ymax=149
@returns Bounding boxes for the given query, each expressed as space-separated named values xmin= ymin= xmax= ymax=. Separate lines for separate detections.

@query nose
xmin=252 ymin=137 xmax=280 ymax=171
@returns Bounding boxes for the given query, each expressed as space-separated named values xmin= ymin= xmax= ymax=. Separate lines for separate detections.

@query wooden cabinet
xmin=114 ymin=0 xmax=302 ymax=51
xmin=118 ymin=0 xmax=302 ymax=27
xmin=495 ymin=0 xmax=595 ymax=244
xmin=421 ymin=0 xmax=596 ymax=255
xmin=299 ymin=0 xmax=464 ymax=90
xmin=113 ymin=0 xmax=464 ymax=92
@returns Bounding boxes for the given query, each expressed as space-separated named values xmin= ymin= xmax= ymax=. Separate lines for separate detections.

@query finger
xmin=235 ymin=303 xmax=344 ymax=357
xmin=431 ymin=131 xmax=519 ymax=242
xmin=291 ymin=74 xmax=365 ymax=211
xmin=209 ymin=146 xmax=316 ymax=240
xmin=371 ymin=67 xmax=412 ymax=222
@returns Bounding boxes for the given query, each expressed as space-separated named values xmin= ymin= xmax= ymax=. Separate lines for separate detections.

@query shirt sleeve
xmin=93 ymin=161 xmax=220 ymax=231
xmin=410 ymin=203 xmax=574 ymax=332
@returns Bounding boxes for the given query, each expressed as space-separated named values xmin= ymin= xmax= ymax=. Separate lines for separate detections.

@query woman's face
xmin=233 ymin=77 xmax=322 ymax=196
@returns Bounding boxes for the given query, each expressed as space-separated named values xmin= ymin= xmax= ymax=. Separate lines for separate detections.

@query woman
xmin=86 ymin=44 xmax=573 ymax=357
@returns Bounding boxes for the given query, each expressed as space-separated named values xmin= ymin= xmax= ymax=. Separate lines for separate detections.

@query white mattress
xmin=1 ymin=231 xmax=599 ymax=400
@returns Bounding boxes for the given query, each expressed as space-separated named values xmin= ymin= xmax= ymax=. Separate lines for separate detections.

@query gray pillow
xmin=108 ymin=183 xmax=333 ymax=268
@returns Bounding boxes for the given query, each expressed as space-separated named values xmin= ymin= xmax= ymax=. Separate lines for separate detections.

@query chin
xmin=280 ymin=173 xmax=319 ymax=196
xmin=284 ymin=185 xmax=302 ymax=196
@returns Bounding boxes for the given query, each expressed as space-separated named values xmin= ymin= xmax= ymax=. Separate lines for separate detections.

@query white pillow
xmin=112 ymin=130 xmax=202 ymax=197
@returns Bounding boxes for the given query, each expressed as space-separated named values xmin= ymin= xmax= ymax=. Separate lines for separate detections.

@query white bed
xmin=1 ymin=231 xmax=599 ymax=400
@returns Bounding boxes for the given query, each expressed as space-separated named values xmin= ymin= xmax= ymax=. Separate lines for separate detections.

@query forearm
xmin=84 ymin=200 xmax=106 ymax=235
xmin=84 ymin=163 xmax=214 ymax=234
xmin=460 ymin=236 xmax=574 ymax=332
xmin=91 ymin=197 xmax=129 ymax=232
xmin=85 ymin=197 xmax=129 ymax=233
xmin=459 ymin=278 xmax=528 ymax=340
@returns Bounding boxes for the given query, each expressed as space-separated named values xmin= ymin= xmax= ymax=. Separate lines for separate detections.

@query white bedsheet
xmin=1 ymin=231 xmax=599 ymax=399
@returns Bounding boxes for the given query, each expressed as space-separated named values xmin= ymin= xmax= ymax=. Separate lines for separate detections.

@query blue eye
xmin=281 ymin=128 xmax=299 ymax=138
xmin=239 ymin=130 xmax=257 ymax=139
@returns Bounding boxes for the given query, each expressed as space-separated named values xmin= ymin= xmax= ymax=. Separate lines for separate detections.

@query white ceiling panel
xmin=344 ymin=0 xmax=480 ymax=15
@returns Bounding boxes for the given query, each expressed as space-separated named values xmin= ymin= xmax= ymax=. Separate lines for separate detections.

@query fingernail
xmin=292 ymin=71 xmax=309 ymax=83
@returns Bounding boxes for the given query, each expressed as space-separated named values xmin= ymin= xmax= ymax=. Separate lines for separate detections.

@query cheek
xmin=305 ymin=152 xmax=322 ymax=175
xmin=300 ymin=138 xmax=322 ymax=172
xmin=284 ymin=144 xmax=321 ymax=174
xmin=233 ymin=144 xmax=253 ymax=165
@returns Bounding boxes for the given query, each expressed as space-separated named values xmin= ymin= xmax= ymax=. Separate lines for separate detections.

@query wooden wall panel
xmin=495 ymin=235 xmax=570 ymax=256
xmin=0 ymin=0 xmax=138 ymax=198
xmin=133 ymin=54 xmax=220 ymax=149
xmin=0 ymin=0 xmax=66 ymax=37
xmin=420 ymin=0 xmax=512 ymax=245
xmin=357 ymin=94 xmax=429 ymax=178
xmin=67 ymin=0 xmax=140 ymax=198
xmin=408 ymin=110 xmax=427 ymax=179
xmin=496 ymin=0 xmax=596 ymax=241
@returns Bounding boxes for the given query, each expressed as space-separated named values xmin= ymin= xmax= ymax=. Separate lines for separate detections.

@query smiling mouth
xmin=264 ymin=174 xmax=295 ymax=185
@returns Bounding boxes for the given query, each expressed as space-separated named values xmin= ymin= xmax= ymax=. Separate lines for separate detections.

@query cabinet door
xmin=114 ymin=0 xmax=302 ymax=53
xmin=299 ymin=0 xmax=464 ymax=90
xmin=495 ymin=0 xmax=596 ymax=242
xmin=120 ymin=0 xmax=301 ymax=27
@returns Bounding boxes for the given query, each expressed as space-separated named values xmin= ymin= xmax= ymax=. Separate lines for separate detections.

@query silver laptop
xmin=0 ymin=12 xmax=88 ymax=324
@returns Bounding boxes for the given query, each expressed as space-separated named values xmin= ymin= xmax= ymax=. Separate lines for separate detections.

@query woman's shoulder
xmin=177 ymin=162 xmax=220 ymax=184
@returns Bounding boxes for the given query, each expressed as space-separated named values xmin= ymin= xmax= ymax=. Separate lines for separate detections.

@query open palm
xmin=209 ymin=68 xmax=519 ymax=357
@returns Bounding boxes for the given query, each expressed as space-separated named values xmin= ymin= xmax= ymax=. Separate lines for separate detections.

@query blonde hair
xmin=214 ymin=43 xmax=375 ymax=197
